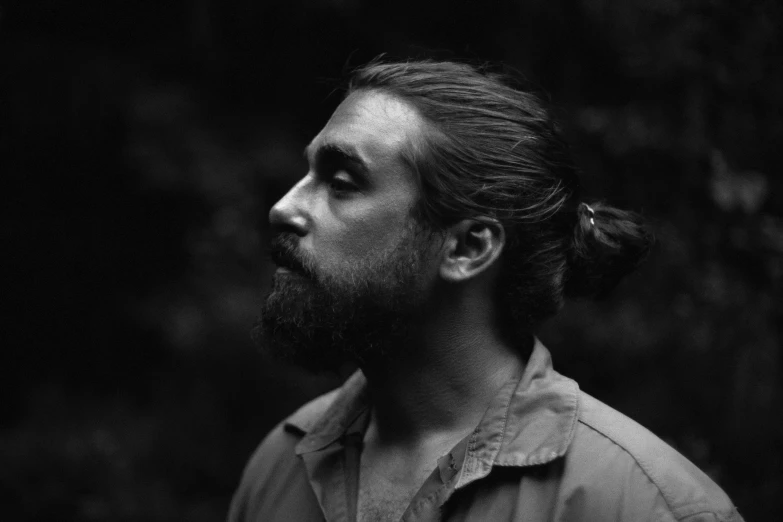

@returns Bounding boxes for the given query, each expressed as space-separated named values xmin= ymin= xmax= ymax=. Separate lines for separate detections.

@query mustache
xmin=268 ymin=233 xmax=317 ymax=279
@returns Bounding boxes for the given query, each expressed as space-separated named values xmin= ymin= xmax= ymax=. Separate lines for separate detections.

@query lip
xmin=275 ymin=266 xmax=306 ymax=277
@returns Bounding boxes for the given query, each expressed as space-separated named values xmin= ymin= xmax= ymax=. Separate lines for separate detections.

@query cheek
xmin=330 ymin=194 xmax=413 ymax=250
xmin=326 ymin=211 xmax=412 ymax=263
xmin=332 ymin=221 xmax=404 ymax=263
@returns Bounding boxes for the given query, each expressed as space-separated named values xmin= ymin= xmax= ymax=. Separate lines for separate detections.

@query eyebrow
xmin=304 ymin=142 xmax=370 ymax=177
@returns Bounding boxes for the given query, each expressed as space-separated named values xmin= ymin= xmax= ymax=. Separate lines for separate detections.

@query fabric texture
xmin=227 ymin=339 xmax=744 ymax=522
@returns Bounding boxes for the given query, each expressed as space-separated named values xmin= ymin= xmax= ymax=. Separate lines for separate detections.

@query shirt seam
xmin=560 ymin=381 xmax=580 ymax=455
xmin=457 ymin=369 xmax=520 ymax=488
xmin=577 ymin=418 xmax=679 ymax=517
xmin=670 ymin=507 xmax=728 ymax=522
xmin=493 ymin=374 xmax=516 ymax=462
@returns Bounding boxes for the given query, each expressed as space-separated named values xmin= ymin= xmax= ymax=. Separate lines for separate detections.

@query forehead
xmin=309 ymin=90 xmax=424 ymax=167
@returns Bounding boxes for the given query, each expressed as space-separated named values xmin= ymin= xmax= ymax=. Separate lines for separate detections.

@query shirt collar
xmin=455 ymin=338 xmax=580 ymax=488
xmin=289 ymin=370 xmax=370 ymax=455
xmin=287 ymin=338 xmax=580 ymax=486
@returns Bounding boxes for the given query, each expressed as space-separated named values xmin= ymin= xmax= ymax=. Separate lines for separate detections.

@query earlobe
xmin=439 ymin=219 xmax=505 ymax=283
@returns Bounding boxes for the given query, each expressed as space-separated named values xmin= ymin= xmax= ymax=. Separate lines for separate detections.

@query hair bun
xmin=564 ymin=202 xmax=654 ymax=299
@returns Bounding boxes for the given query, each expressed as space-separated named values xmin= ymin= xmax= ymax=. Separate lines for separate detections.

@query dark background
xmin=3 ymin=0 xmax=782 ymax=520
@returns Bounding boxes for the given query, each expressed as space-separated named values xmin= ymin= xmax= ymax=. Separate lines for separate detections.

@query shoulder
xmin=564 ymin=391 xmax=742 ymax=522
xmin=227 ymin=388 xmax=341 ymax=522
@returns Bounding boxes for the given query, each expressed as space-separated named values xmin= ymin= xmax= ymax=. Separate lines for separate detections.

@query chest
xmin=356 ymin=454 xmax=437 ymax=522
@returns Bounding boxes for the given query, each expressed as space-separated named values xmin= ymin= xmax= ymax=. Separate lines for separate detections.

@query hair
xmin=347 ymin=58 xmax=653 ymax=332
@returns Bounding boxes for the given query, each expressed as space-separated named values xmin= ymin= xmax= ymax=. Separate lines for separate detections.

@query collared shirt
xmin=228 ymin=340 xmax=744 ymax=522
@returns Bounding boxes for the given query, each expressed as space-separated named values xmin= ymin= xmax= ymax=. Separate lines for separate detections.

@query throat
xmin=360 ymin=338 xmax=526 ymax=444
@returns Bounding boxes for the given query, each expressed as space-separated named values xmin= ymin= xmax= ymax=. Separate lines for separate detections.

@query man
xmin=228 ymin=59 xmax=744 ymax=521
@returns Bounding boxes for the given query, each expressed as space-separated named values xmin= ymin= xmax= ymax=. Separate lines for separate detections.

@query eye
xmin=328 ymin=174 xmax=358 ymax=196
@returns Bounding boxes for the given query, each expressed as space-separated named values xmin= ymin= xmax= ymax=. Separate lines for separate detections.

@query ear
xmin=439 ymin=218 xmax=506 ymax=283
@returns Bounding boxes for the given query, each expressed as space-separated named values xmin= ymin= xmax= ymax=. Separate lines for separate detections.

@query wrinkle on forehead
xmin=317 ymin=90 xmax=426 ymax=169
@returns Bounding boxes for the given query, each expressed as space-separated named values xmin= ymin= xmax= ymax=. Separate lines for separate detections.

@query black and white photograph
xmin=3 ymin=1 xmax=781 ymax=520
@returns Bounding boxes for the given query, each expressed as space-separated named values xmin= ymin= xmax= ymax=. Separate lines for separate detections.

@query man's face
xmin=255 ymin=90 xmax=439 ymax=371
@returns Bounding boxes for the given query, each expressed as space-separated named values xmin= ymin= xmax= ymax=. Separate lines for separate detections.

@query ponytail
xmin=565 ymin=202 xmax=654 ymax=299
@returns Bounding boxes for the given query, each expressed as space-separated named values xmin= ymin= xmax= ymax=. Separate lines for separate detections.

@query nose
xmin=268 ymin=176 xmax=310 ymax=236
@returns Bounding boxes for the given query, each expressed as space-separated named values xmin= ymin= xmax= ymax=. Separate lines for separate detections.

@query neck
xmin=360 ymin=291 xmax=529 ymax=448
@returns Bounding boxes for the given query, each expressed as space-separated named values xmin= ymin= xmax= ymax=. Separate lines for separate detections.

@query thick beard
xmin=253 ymin=227 xmax=431 ymax=374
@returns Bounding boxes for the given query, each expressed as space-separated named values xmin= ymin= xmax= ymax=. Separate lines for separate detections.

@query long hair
xmin=348 ymin=58 xmax=653 ymax=331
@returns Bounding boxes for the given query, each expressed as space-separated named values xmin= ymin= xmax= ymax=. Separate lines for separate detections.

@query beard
xmin=253 ymin=226 xmax=432 ymax=373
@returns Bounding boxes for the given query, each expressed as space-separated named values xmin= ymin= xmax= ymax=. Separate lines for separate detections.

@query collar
xmin=286 ymin=338 xmax=580 ymax=489
xmin=288 ymin=370 xmax=370 ymax=455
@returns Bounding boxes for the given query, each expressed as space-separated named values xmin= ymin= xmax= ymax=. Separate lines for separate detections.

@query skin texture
xmin=268 ymin=90 xmax=528 ymax=522
xmin=270 ymin=90 xmax=431 ymax=276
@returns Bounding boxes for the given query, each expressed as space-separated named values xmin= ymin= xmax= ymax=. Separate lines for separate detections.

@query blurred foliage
xmin=2 ymin=0 xmax=781 ymax=520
